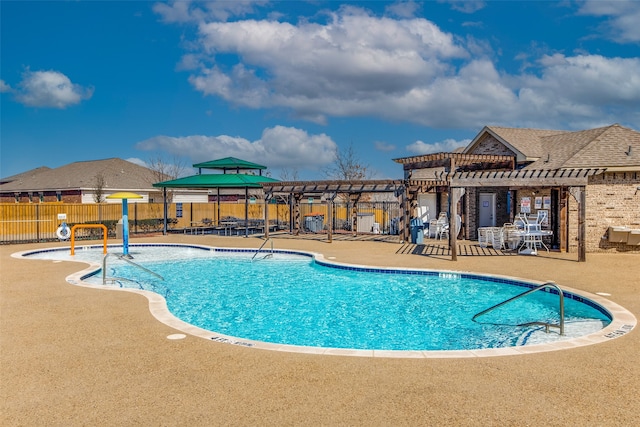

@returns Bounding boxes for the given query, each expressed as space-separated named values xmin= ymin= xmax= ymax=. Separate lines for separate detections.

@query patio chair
xmin=428 ymin=219 xmax=439 ymax=238
xmin=502 ymin=223 xmax=521 ymax=250
xmin=478 ymin=227 xmax=490 ymax=248
xmin=489 ymin=226 xmax=506 ymax=249
xmin=436 ymin=217 xmax=449 ymax=240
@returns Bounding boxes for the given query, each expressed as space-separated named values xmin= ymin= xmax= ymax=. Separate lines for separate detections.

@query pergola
xmin=261 ymin=179 xmax=404 ymax=242
xmin=393 ymin=152 xmax=608 ymax=261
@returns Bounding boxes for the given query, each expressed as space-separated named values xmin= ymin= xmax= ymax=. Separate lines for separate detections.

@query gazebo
xmin=153 ymin=157 xmax=279 ymax=237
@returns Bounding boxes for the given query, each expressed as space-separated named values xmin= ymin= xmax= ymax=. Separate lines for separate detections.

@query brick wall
xmin=584 ymin=173 xmax=640 ymax=252
xmin=1 ymin=190 xmax=82 ymax=204
xmin=471 ymin=135 xmax=518 ymax=157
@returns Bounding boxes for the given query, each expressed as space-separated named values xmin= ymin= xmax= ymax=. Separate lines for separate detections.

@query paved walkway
xmin=2 ymin=235 xmax=639 ymax=426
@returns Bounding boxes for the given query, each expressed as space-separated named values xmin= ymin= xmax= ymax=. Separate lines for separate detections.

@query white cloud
xmin=13 ymin=70 xmax=93 ymax=109
xmin=439 ymin=1 xmax=486 ymax=14
xmin=512 ymin=54 xmax=640 ymax=127
xmin=135 ymin=125 xmax=337 ymax=170
xmin=187 ymin=7 xmax=468 ymax=123
xmin=578 ymin=0 xmax=640 ymax=43
xmin=161 ymin=3 xmax=640 ymax=131
xmin=386 ymin=1 xmax=421 ymax=18
xmin=406 ymin=138 xmax=470 ymax=154
xmin=0 ymin=80 xmax=11 ymax=93
xmin=374 ymin=141 xmax=396 ymax=152
xmin=153 ymin=0 xmax=268 ymax=23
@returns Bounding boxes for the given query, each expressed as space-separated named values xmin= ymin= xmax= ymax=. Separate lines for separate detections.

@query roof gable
xmin=464 ymin=126 xmax=567 ymax=162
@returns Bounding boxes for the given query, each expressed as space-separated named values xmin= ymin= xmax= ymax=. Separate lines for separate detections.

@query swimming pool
xmin=20 ymin=243 xmax=636 ymax=357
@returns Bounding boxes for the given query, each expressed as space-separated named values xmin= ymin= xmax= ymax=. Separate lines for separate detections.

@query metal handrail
xmin=251 ymin=238 xmax=273 ymax=261
xmin=102 ymin=253 xmax=164 ymax=285
xmin=472 ymin=281 xmax=564 ymax=335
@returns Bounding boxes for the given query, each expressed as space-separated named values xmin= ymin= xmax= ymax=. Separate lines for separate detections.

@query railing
xmin=472 ymin=281 xmax=565 ymax=335
xmin=251 ymin=238 xmax=273 ymax=262
xmin=102 ymin=253 xmax=164 ymax=285
xmin=71 ymin=224 xmax=108 ymax=255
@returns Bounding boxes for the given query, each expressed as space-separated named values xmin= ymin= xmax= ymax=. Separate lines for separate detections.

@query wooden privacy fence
xmin=0 ymin=201 xmax=401 ymax=244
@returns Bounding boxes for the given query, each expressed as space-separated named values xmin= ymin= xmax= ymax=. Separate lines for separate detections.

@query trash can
xmin=116 ymin=219 xmax=124 ymax=239
xmin=410 ymin=218 xmax=424 ymax=244
xmin=304 ymin=213 xmax=324 ymax=233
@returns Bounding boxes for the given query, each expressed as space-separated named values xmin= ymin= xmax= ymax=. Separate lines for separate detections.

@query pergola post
xmin=327 ymin=192 xmax=337 ymax=243
xmin=293 ymin=193 xmax=302 ymax=235
xmin=402 ymin=189 xmax=412 ymax=243
xmin=569 ymin=186 xmax=587 ymax=262
xmin=350 ymin=193 xmax=361 ymax=236
xmin=264 ymin=191 xmax=271 ymax=239
xmin=449 ymin=187 xmax=465 ymax=261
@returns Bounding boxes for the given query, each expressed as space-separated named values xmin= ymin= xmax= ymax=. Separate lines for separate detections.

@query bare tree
xmin=93 ymin=173 xmax=106 ymax=203
xmin=279 ymin=167 xmax=300 ymax=181
xmin=323 ymin=143 xmax=371 ymax=203
xmin=147 ymin=155 xmax=187 ymax=203
xmin=323 ymin=143 xmax=370 ymax=181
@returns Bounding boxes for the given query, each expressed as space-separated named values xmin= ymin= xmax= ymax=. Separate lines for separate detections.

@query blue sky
xmin=2 ymin=0 xmax=639 ymax=181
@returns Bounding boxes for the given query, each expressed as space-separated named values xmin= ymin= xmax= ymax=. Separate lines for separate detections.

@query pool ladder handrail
xmin=102 ymin=253 xmax=164 ymax=285
xmin=472 ymin=281 xmax=564 ymax=335
xmin=251 ymin=238 xmax=273 ymax=262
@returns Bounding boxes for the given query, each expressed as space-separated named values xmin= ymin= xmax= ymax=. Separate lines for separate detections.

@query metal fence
xmin=0 ymin=201 xmax=401 ymax=244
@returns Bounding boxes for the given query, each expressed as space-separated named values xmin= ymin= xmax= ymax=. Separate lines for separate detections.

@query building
xmin=396 ymin=123 xmax=640 ymax=254
xmin=0 ymin=158 xmax=198 ymax=204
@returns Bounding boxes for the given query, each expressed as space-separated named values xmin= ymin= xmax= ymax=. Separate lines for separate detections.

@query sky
xmin=1 ymin=0 xmax=639 ymax=181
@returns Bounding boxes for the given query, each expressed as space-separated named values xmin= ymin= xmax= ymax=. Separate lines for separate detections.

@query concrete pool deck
xmin=2 ymin=235 xmax=639 ymax=426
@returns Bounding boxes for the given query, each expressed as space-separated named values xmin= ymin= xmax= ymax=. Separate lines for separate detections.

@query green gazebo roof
xmin=192 ymin=157 xmax=267 ymax=171
xmin=153 ymin=173 xmax=279 ymax=189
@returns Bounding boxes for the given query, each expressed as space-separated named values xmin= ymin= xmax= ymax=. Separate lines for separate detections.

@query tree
xmin=323 ymin=143 xmax=370 ymax=180
xmin=147 ymin=155 xmax=187 ymax=203
xmin=93 ymin=173 xmax=106 ymax=203
xmin=323 ymin=143 xmax=371 ymax=203
xmin=279 ymin=167 xmax=300 ymax=181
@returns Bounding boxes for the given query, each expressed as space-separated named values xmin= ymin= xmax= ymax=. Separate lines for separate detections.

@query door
xmin=479 ymin=193 xmax=496 ymax=227
xmin=417 ymin=193 xmax=437 ymax=224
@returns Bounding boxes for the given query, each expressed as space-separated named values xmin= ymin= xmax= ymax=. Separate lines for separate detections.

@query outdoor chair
xmin=428 ymin=219 xmax=439 ymax=238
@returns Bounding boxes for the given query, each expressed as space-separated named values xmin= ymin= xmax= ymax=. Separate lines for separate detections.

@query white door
xmin=479 ymin=193 xmax=496 ymax=227
xmin=417 ymin=193 xmax=437 ymax=224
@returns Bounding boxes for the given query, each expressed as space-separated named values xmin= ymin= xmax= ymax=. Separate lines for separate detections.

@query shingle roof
xmin=0 ymin=166 xmax=52 ymax=185
xmin=0 ymin=158 xmax=164 ymax=192
xmin=469 ymin=124 xmax=640 ymax=171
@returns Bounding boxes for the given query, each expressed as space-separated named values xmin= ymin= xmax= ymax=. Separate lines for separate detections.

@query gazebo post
xmin=244 ymin=187 xmax=249 ymax=237
xmin=217 ymin=188 xmax=221 ymax=225
xmin=163 ymin=187 xmax=168 ymax=235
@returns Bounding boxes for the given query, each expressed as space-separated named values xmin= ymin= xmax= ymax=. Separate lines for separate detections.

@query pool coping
xmin=14 ymin=243 xmax=637 ymax=359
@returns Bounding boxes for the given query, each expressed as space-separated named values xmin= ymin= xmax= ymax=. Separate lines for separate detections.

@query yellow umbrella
xmin=106 ymin=192 xmax=143 ymax=258
xmin=106 ymin=192 xmax=144 ymax=200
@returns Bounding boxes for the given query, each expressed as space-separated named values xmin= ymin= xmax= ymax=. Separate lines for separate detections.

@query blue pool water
xmin=28 ymin=244 xmax=611 ymax=351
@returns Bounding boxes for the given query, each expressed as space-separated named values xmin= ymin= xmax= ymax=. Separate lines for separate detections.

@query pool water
xmin=54 ymin=245 xmax=612 ymax=352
